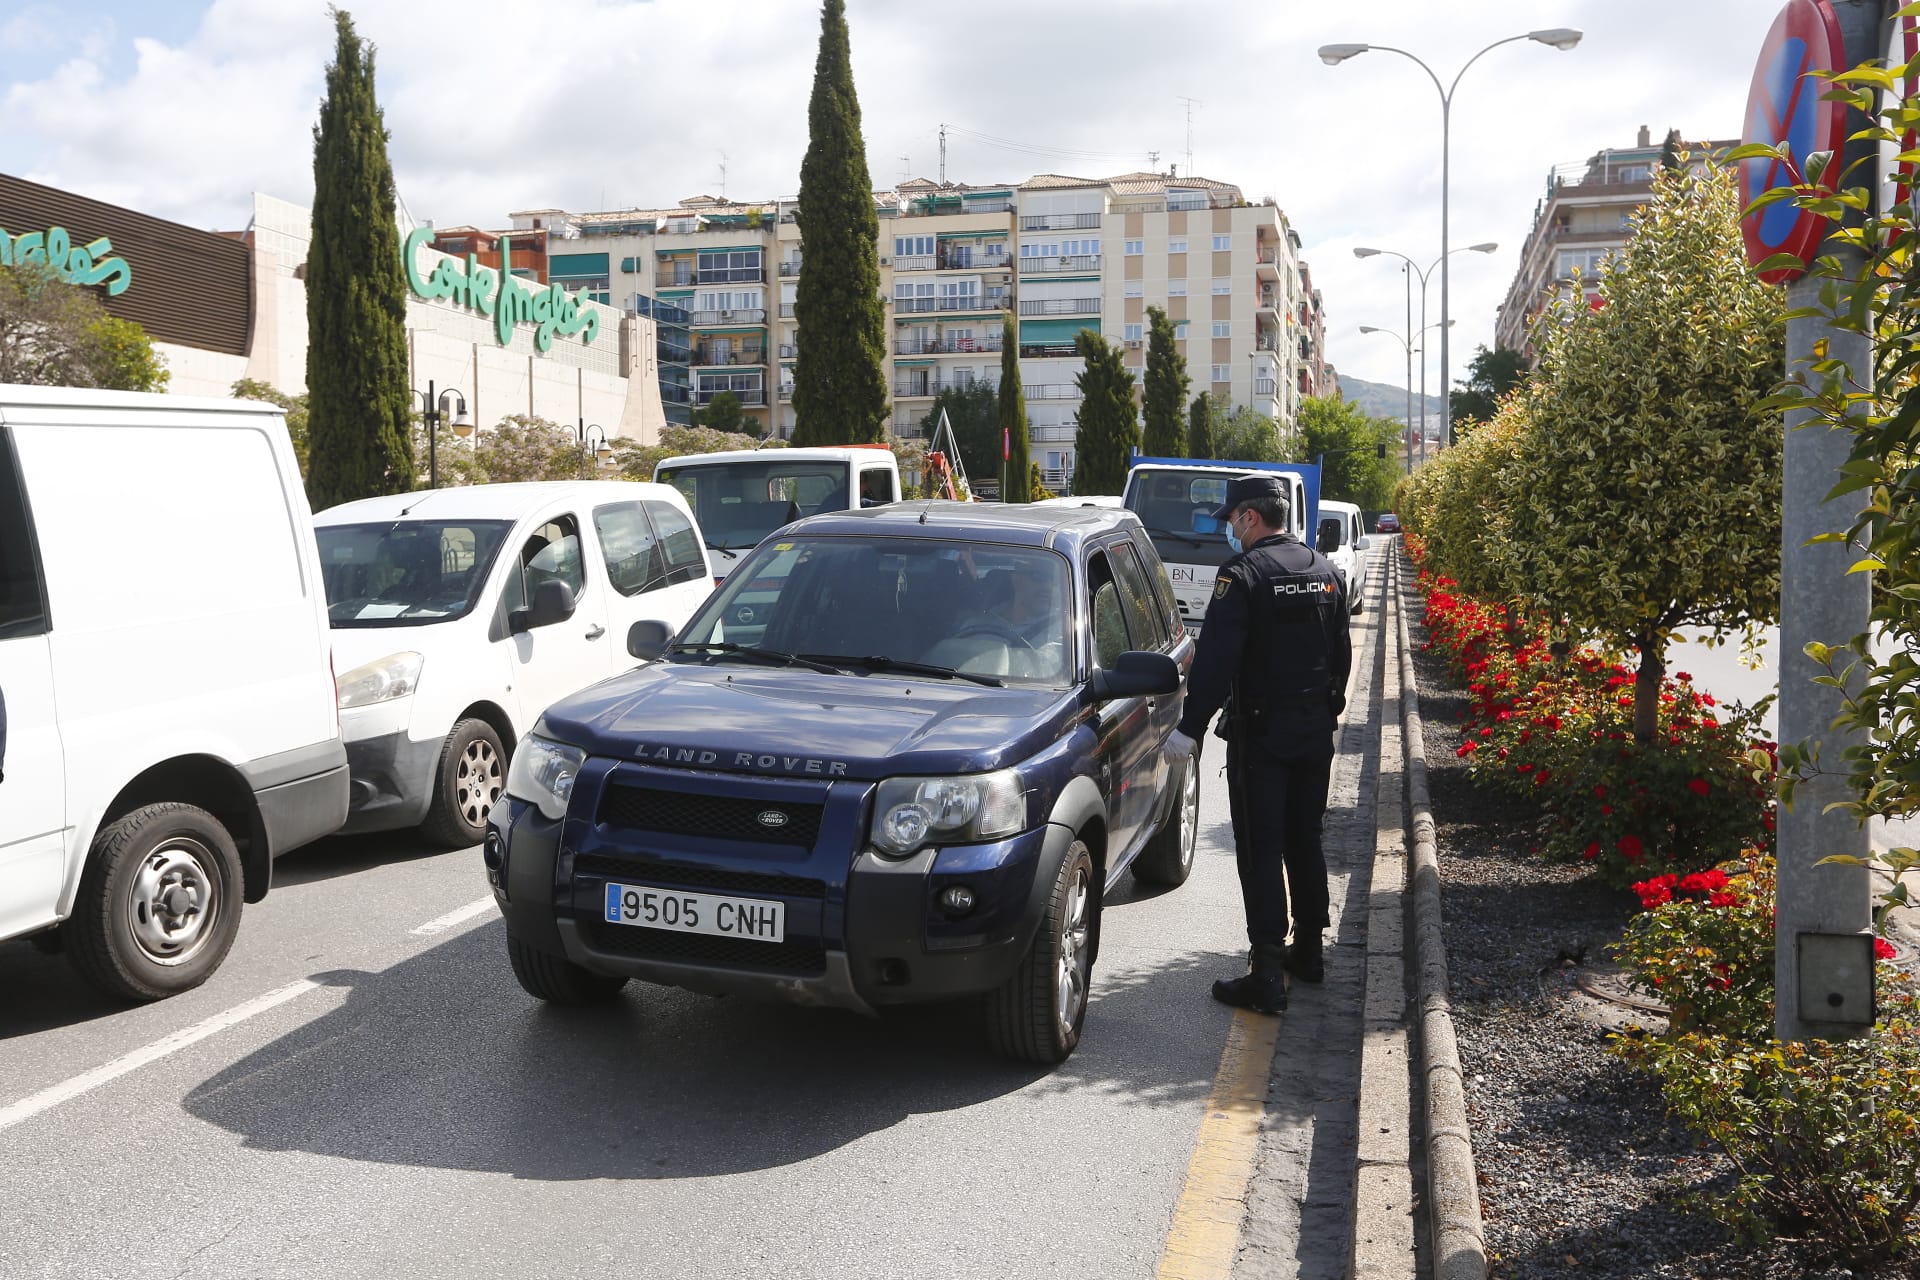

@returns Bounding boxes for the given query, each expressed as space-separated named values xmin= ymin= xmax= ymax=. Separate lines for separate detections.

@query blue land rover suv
xmin=484 ymin=502 xmax=1199 ymax=1064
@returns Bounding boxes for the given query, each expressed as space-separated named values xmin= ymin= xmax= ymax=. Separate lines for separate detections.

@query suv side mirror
xmin=628 ymin=619 xmax=673 ymax=661
xmin=1090 ymin=650 xmax=1181 ymax=701
xmin=509 ymin=578 xmax=576 ymax=634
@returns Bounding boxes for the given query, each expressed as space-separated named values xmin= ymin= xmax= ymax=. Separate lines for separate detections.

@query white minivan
xmin=0 ymin=386 xmax=348 ymax=1000
xmin=314 ymin=481 xmax=712 ymax=846
xmin=1315 ymin=499 xmax=1372 ymax=615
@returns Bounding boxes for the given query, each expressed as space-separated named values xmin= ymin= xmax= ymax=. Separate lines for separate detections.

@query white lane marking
xmin=410 ymin=895 xmax=498 ymax=937
xmin=0 ymin=978 xmax=319 ymax=1134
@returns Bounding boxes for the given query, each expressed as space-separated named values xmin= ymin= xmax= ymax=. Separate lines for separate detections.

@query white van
xmin=0 ymin=386 xmax=347 ymax=1000
xmin=314 ymin=481 xmax=711 ymax=846
xmin=654 ymin=445 xmax=901 ymax=582
xmin=1315 ymin=499 xmax=1372 ymax=615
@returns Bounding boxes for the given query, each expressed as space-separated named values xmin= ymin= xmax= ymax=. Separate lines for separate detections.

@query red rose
xmin=1876 ymin=938 xmax=1898 ymax=961
xmin=1618 ymin=835 xmax=1645 ymax=861
xmin=1583 ymin=842 xmax=1600 ymax=860
xmin=1687 ymin=778 xmax=1709 ymax=797
xmin=1593 ymin=785 xmax=1607 ymax=799
xmin=1455 ymin=742 xmax=1477 ymax=757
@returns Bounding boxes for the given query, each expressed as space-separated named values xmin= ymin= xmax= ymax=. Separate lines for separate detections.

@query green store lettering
xmin=402 ymin=226 xmax=599 ymax=351
xmin=0 ymin=225 xmax=132 ymax=295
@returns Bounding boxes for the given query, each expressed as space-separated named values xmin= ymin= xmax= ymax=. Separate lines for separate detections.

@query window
xmin=1174 ymin=322 xmax=1189 ymax=340
xmin=1123 ymin=281 xmax=1144 ymax=298
xmin=982 ymin=241 xmax=1007 ymax=260
xmin=1168 ymin=281 xmax=1188 ymax=296
xmin=1620 ymin=164 xmax=1652 ymax=182
xmin=641 ymin=500 xmax=707 ymax=584
xmin=1212 ymin=235 xmax=1232 ymax=252
xmin=1109 ymin=541 xmax=1169 ymax=650
xmin=1555 ymin=248 xmax=1609 ymax=278
xmin=1124 ymin=323 xmax=1143 ymax=343
xmin=593 ymin=502 xmax=664 ymax=596
xmin=1212 ymin=321 xmax=1231 ymax=339
xmin=1125 ymin=239 xmax=1144 ymax=256
xmin=1087 ymin=552 xmax=1128 ymax=668
xmin=696 ymin=289 xmax=763 ymax=313
xmin=1211 ymin=364 xmax=1231 ymax=382
xmin=0 ymin=431 xmax=49 ymax=637
xmin=1167 ymin=238 xmax=1188 ymax=255
xmin=503 ymin=516 xmax=586 ymax=614
xmin=1211 ymin=278 xmax=1231 ymax=295
xmin=858 ymin=469 xmax=896 ymax=506
xmin=697 ymin=249 xmax=763 ymax=281
xmin=895 ymin=235 xmax=935 ymax=257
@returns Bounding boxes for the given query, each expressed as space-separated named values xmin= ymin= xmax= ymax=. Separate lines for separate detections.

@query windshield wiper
xmin=670 ymin=641 xmax=844 ymax=675
xmin=702 ymin=539 xmax=739 ymax=559
xmin=1142 ymin=525 xmax=1214 ymax=548
xmin=804 ymin=654 xmax=1005 ymax=688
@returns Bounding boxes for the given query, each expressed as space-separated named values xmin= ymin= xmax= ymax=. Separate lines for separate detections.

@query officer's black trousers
xmin=1225 ymin=738 xmax=1333 ymax=949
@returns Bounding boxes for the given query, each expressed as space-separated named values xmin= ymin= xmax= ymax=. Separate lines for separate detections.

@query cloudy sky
xmin=0 ymin=0 xmax=1765 ymax=394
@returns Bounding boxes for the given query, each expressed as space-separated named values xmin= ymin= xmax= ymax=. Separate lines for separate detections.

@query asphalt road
xmin=0 ymin=684 xmax=1302 ymax=1279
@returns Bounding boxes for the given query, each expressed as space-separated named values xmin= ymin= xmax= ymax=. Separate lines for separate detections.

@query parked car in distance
xmin=315 ymin=481 xmax=711 ymax=847
xmin=0 ymin=385 xmax=347 ymax=1000
xmin=486 ymin=503 xmax=1197 ymax=1065
xmin=1375 ymin=512 xmax=1401 ymax=534
xmin=1315 ymin=499 xmax=1372 ymax=615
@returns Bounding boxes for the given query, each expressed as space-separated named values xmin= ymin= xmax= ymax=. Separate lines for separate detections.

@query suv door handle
xmin=584 ymin=624 xmax=606 ymax=640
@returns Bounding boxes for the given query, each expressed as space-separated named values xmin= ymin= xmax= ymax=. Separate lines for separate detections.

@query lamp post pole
xmin=1355 ymin=243 xmax=1495 ymax=466
xmin=415 ymin=381 xmax=469 ymax=490
xmin=1325 ymin=29 xmax=1582 ymax=452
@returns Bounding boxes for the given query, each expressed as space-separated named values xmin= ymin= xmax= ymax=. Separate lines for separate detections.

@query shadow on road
xmin=274 ymin=828 xmax=472 ymax=888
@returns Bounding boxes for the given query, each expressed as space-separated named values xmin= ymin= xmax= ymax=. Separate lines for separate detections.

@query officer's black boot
xmin=1283 ymin=932 xmax=1325 ymax=984
xmin=1211 ymin=943 xmax=1288 ymax=1013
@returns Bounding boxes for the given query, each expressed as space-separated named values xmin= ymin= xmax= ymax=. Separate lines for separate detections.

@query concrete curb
xmin=1395 ymin=546 xmax=1489 ymax=1280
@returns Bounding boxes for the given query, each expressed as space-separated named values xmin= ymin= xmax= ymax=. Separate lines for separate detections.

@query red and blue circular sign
xmin=1740 ymin=0 xmax=1847 ymax=284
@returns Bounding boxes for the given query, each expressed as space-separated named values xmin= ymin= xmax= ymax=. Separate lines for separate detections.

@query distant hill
xmin=1337 ymin=374 xmax=1443 ymax=423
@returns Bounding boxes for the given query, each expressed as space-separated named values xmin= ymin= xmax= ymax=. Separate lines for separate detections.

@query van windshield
xmin=317 ymin=520 xmax=514 ymax=627
xmin=656 ymin=460 xmax=850 ymax=552
xmin=1123 ymin=468 xmax=1235 ymax=570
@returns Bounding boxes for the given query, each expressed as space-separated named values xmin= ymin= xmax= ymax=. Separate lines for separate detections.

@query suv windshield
xmin=678 ymin=535 xmax=1074 ymax=685
xmin=317 ymin=520 xmax=513 ymax=627
xmin=657 ymin=460 xmax=850 ymax=552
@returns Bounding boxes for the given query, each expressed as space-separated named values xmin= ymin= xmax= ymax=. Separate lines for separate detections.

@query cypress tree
xmin=791 ymin=0 xmax=888 ymax=446
xmin=305 ymin=8 xmax=412 ymax=509
xmin=1140 ymin=304 xmax=1188 ymax=456
xmin=1070 ymin=329 xmax=1138 ymax=495
xmin=1188 ymin=390 xmax=1217 ymax=459
xmin=998 ymin=314 xmax=1032 ymax=502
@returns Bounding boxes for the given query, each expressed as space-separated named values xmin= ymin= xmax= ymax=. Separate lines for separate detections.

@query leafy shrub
xmin=1613 ymin=853 xmax=1775 ymax=1040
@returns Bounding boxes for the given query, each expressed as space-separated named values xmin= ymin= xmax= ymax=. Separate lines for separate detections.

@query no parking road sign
xmin=1740 ymin=0 xmax=1848 ymax=284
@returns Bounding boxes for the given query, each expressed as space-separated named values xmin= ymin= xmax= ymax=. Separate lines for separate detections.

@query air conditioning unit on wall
xmin=879 ymin=256 xmax=891 ymax=266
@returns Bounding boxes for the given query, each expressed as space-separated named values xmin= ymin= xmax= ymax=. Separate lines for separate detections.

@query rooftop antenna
xmin=718 ymin=152 xmax=728 ymax=200
xmin=1177 ymin=96 xmax=1202 ymax=178
xmin=898 ymin=155 xmax=913 ymax=188
xmin=1147 ymin=149 xmax=1159 ymax=170
xmin=938 ymin=123 xmax=947 ymax=184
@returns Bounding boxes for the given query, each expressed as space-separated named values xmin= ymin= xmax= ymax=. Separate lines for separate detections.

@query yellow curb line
xmin=1155 ymin=1007 xmax=1283 ymax=1279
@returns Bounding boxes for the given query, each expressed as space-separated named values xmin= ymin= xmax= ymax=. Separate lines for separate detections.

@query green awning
xmin=548 ymin=252 xmax=609 ymax=277
xmin=1019 ymin=318 xmax=1101 ymax=345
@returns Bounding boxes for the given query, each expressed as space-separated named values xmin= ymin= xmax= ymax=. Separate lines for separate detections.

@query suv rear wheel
xmin=1133 ymin=747 xmax=1200 ymax=887
xmin=986 ymin=839 xmax=1095 ymax=1064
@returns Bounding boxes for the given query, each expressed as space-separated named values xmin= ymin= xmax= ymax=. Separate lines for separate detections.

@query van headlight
xmin=871 ymin=769 xmax=1025 ymax=858
xmin=506 ymin=734 xmax=588 ymax=821
xmin=336 ymin=652 xmax=424 ymax=709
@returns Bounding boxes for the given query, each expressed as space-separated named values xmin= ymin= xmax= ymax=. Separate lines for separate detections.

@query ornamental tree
xmin=305 ymin=8 xmax=413 ymax=509
xmin=1503 ymin=160 xmax=1783 ymax=743
xmin=998 ymin=314 xmax=1032 ymax=502
xmin=918 ymin=380 xmax=997 ymax=482
xmin=1187 ymin=391 xmax=1217 ymax=460
xmin=1140 ymin=305 xmax=1188 ymax=456
xmin=1069 ymin=329 xmax=1137 ymax=495
xmin=1448 ymin=343 xmax=1528 ymax=433
xmin=790 ymin=0 xmax=888 ymax=445
xmin=0 ymin=262 xmax=168 ymax=391
xmin=1291 ymin=394 xmax=1398 ymax=510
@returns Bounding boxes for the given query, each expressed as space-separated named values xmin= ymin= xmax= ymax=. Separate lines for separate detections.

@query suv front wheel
xmin=986 ymin=839 xmax=1095 ymax=1064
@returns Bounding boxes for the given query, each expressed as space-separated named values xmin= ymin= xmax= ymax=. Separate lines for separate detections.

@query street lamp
xmin=576 ymin=419 xmax=611 ymax=479
xmin=1322 ymin=29 xmax=1580 ymax=458
xmin=415 ymin=382 xmax=469 ymax=490
xmin=1353 ymin=242 xmax=1496 ymax=463
xmin=1359 ymin=320 xmax=1453 ymax=467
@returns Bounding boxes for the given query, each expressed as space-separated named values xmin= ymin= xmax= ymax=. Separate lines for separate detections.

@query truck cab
xmin=1120 ymin=457 xmax=1320 ymax=634
xmin=654 ymin=445 xmax=902 ymax=583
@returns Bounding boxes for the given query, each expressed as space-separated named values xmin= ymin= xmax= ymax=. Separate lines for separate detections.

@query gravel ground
xmin=1410 ymin=631 xmax=1906 ymax=1280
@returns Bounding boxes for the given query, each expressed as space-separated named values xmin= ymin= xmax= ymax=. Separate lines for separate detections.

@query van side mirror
xmin=1089 ymin=650 xmax=1181 ymax=701
xmin=628 ymin=619 xmax=673 ymax=661
xmin=1356 ymin=534 xmax=1372 ymax=552
xmin=509 ymin=579 xmax=575 ymax=634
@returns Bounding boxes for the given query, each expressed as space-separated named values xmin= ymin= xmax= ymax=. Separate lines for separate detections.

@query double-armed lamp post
xmin=1359 ymin=319 xmax=1453 ymax=472
xmin=1354 ymin=244 xmax=1493 ymax=463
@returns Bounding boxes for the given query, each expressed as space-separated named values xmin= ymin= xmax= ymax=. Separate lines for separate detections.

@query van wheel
xmin=985 ymin=840 xmax=1095 ymax=1065
xmin=68 ymin=803 xmax=243 ymax=1002
xmin=421 ymin=719 xmax=505 ymax=849
xmin=1134 ymin=746 xmax=1200 ymax=887
xmin=507 ymin=935 xmax=628 ymax=1005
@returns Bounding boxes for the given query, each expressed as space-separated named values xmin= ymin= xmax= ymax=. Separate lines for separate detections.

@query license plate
xmin=1184 ymin=621 xmax=1202 ymax=636
xmin=602 ymin=882 xmax=786 ymax=943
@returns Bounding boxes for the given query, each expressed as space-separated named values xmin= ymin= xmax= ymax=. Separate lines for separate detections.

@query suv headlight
xmin=506 ymin=734 xmax=588 ymax=821
xmin=336 ymin=652 xmax=424 ymax=709
xmin=871 ymin=769 xmax=1025 ymax=858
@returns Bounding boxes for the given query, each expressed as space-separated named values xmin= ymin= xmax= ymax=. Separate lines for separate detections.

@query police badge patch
xmin=1213 ymin=575 xmax=1232 ymax=600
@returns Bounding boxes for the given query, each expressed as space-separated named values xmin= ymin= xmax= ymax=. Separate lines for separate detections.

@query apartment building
xmin=1495 ymin=125 xmax=1737 ymax=357
xmin=495 ymin=169 xmax=1323 ymax=489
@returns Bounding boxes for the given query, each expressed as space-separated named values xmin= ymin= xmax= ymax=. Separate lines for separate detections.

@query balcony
xmin=692 ymin=307 xmax=767 ymax=325
xmin=1019 ymin=342 xmax=1081 ymax=359
xmin=1033 ymin=425 xmax=1077 ymax=443
xmin=1257 ymin=293 xmax=1280 ymax=317
xmin=939 ymin=251 xmax=1007 ymax=271
xmin=657 ymin=342 xmax=692 ymax=365
xmin=778 ymin=260 xmax=802 ymax=277
xmin=1020 ymin=213 xmax=1101 ymax=231
xmin=1019 ymin=254 xmax=1101 ymax=275
xmin=657 ymin=265 xmax=695 ymax=287
xmin=894 ymin=334 xmax=1004 ymax=355
xmin=892 ymin=295 xmax=1010 ymax=314
xmin=696 ymin=386 xmax=766 ymax=407
xmin=893 ymin=254 xmax=936 ymax=272
xmin=695 ymin=266 xmax=765 ymax=284
xmin=779 ymin=303 xmax=795 ymax=317
xmin=778 ymin=343 xmax=797 ymax=358
xmin=1025 ymin=384 xmax=1082 ymax=401
xmin=659 ymin=384 xmax=693 ymax=405
xmin=692 ymin=346 xmax=767 ymax=367
xmin=778 ymin=382 xmax=795 ymax=401
xmin=1017 ymin=297 xmax=1101 ymax=317
xmin=893 ymin=378 xmax=963 ymax=398
xmin=1254 ymin=379 xmax=1277 ymax=398
xmin=1255 ymin=246 xmax=1280 ymax=279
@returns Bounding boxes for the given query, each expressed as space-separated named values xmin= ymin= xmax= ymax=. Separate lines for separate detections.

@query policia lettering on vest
xmin=1163 ymin=472 xmax=1352 ymax=1014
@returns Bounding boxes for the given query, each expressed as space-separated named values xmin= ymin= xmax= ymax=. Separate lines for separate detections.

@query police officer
xmin=1165 ymin=473 xmax=1351 ymax=1013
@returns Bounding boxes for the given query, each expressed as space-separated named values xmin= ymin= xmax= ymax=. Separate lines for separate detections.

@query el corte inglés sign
xmin=402 ymin=226 xmax=599 ymax=351
xmin=0 ymin=225 xmax=132 ymax=294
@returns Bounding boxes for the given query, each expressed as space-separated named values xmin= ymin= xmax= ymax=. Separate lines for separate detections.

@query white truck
xmin=1120 ymin=456 xmax=1319 ymax=635
xmin=653 ymin=445 xmax=903 ymax=583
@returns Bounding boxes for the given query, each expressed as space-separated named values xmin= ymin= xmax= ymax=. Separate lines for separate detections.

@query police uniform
xmin=1178 ymin=473 xmax=1351 ymax=1008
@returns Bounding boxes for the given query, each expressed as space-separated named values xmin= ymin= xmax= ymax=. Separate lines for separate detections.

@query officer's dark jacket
xmin=1177 ymin=531 xmax=1351 ymax=756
